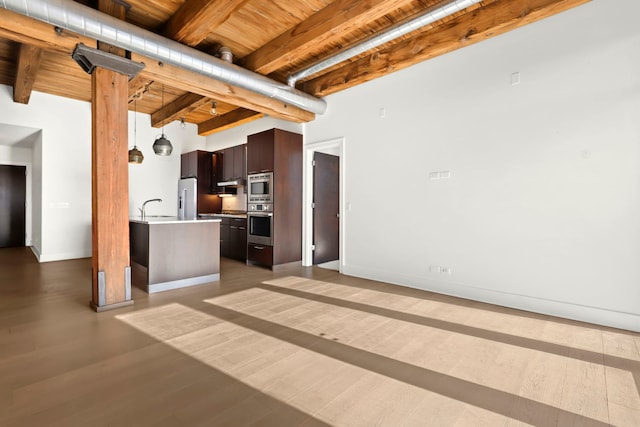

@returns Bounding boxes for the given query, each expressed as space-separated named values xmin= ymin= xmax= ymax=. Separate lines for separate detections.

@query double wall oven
xmin=247 ymin=172 xmax=274 ymax=246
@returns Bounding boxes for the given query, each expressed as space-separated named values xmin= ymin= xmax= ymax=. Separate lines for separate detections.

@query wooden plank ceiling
xmin=0 ymin=0 xmax=590 ymax=136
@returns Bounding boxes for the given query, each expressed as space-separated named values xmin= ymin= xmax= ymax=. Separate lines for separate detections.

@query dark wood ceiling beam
xmin=303 ymin=0 xmax=591 ymax=96
xmin=0 ymin=9 xmax=314 ymax=123
xmin=164 ymin=0 xmax=251 ymax=46
xmin=198 ymin=108 xmax=263 ymax=136
xmin=151 ymin=92 xmax=211 ymax=127
xmin=13 ymin=44 xmax=43 ymax=104
xmin=241 ymin=0 xmax=416 ymax=75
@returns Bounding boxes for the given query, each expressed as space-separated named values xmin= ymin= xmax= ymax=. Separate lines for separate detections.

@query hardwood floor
xmin=1 ymin=247 xmax=639 ymax=426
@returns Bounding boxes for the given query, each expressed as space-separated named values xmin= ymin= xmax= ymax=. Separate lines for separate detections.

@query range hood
xmin=217 ymin=178 xmax=245 ymax=187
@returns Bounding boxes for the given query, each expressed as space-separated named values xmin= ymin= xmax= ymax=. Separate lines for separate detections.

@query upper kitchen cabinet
xmin=221 ymin=144 xmax=246 ymax=182
xmin=180 ymin=150 xmax=221 ymax=213
xmin=180 ymin=151 xmax=198 ymax=178
xmin=247 ymin=131 xmax=275 ymax=174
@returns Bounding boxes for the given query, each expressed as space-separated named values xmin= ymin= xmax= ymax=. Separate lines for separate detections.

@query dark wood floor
xmin=1 ymin=247 xmax=639 ymax=426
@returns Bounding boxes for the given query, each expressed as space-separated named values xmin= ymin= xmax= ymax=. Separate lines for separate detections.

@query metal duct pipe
xmin=287 ymin=0 xmax=483 ymax=87
xmin=0 ymin=0 xmax=327 ymax=115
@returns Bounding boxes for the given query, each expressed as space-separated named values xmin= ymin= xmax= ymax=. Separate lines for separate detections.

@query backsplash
xmin=221 ymin=186 xmax=247 ymax=212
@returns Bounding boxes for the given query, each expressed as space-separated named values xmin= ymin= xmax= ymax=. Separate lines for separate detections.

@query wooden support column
xmin=90 ymin=0 xmax=133 ymax=311
xmin=90 ymin=66 xmax=133 ymax=311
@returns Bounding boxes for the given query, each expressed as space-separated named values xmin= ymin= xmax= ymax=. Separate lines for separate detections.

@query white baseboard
xmin=342 ymin=264 xmax=640 ymax=333
xmin=30 ymin=245 xmax=41 ymax=261
xmin=36 ymin=250 xmax=91 ymax=263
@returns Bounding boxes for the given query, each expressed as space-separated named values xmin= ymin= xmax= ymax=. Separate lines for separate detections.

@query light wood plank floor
xmin=1 ymin=247 xmax=639 ymax=426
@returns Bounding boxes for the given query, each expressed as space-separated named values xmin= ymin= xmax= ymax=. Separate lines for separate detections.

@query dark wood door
xmin=0 ymin=165 xmax=26 ymax=248
xmin=312 ymin=152 xmax=339 ymax=264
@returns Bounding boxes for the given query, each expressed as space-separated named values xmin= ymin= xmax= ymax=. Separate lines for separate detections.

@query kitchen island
xmin=129 ymin=217 xmax=221 ymax=293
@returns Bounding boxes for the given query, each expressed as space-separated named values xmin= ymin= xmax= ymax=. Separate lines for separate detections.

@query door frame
xmin=0 ymin=161 xmax=32 ymax=247
xmin=302 ymin=137 xmax=345 ymax=270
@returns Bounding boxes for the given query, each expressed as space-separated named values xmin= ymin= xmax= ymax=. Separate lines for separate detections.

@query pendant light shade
xmin=152 ymin=134 xmax=173 ymax=156
xmin=128 ymin=146 xmax=144 ymax=163
xmin=153 ymin=83 xmax=173 ymax=156
xmin=128 ymin=100 xmax=144 ymax=164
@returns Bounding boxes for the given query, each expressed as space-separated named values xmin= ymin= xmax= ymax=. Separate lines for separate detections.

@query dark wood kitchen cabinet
xmin=221 ymin=144 xmax=246 ymax=181
xmin=228 ymin=218 xmax=247 ymax=260
xmin=180 ymin=151 xmax=198 ymax=178
xmin=246 ymin=129 xmax=302 ymax=269
xmin=180 ymin=150 xmax=221 ymax=213
xmin=246 ymin=132 xmax=275 ymax=174
xmin=219 ymin=217 xmax=247 ymax=261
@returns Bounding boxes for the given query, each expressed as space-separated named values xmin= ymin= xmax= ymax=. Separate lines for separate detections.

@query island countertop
xmin=129 ymin=216 xmax=222 ymax=225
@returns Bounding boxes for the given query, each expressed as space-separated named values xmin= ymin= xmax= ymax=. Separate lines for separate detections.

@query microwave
xmin=247 ymin=172 xmax=273 ymax=204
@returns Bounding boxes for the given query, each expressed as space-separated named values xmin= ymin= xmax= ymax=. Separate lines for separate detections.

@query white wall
xmin=128 ymin=115 xmax=207 ymax=218
xmin=305 ymin=0 xmax=640 ymax=331
xmin=0 ymin=86 xmax=91 ymax=262
xmin=0 ymin=84 xmax=202 ymax=261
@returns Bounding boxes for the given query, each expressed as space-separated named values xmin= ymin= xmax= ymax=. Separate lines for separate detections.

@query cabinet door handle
xmin=239 ymin=227 xmax=246 ymax=230
xmin=230 ymin=226 xmax=238 ymax=229
xmin=253 ymin=245 xmax=264 ymax=250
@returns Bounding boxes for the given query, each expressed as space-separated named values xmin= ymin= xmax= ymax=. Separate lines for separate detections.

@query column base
xmin=90 ymin=299 xmax=134 ymax=312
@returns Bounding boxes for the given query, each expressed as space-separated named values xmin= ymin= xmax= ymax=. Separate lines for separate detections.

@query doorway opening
xmin=0 ymin=164 xmax=26 ymax=248
xmin=303 ymin=137 xmax=345 ymax=271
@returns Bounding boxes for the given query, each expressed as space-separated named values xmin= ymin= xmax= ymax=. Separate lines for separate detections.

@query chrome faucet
xmin=140 ymin=198 xmax=162 ymax=219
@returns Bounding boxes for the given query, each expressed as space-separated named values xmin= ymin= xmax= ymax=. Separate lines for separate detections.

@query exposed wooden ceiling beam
xmin=198 ymin=108 xmax=263 ymax=136
xmin=133 ymin=53 xmax=314 ymax=123
xmin=13 ymin=43 xmax=43 ymax=104
xmin=241 ymin=0 xmax=416 ymax=75
xmin=164 ymin=0 xmax=251 ymax=46
xmin=160 ymin=0 xmax=253 ymax=132
xmin=128 ymin=75 xmax=154 ymax=102
xmin=302 ymin=0 xmax=591 ymax=96
xmin=0 ymin=9 xmax=314 ymax=122
xmin=151 ymin=92 xmax=212 ymax=127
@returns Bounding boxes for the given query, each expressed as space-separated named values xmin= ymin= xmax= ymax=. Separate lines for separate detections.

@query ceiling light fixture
xmin=210 ymin=101 xmax=217 ymax=116
xmin=180 ymin=117 xmax=186 ymax=129
xmin=152 ymin=84 xmax=173 ymax=156
xmin=128 ymin=100 xmax=144 ymax=164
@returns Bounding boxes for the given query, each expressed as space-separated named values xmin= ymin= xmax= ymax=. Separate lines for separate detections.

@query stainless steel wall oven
xmin=247 ymin=211 xmax=273 ymax=246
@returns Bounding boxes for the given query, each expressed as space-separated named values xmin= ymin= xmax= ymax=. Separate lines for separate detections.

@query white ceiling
xmin=0 ymin=123 xmax=41 ymax=148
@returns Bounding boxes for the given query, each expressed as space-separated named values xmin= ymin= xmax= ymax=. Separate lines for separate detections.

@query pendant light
xmin=152 ymin=84 xmax=173 ymax=156
xmin=128 ymin=100 xmax=144 ymax=164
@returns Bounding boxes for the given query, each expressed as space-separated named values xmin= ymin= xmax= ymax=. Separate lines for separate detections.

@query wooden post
xmin=90 ymin=0 xmax=133 ymax=311
xmin=90 ymin=67 xmax=133 ymax=311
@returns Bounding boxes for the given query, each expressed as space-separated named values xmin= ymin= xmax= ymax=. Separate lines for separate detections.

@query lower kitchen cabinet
xmin=219 ymin=217 xmax=247 ymax=261
xmin=247 ymin=243 xmax=273 ymax=267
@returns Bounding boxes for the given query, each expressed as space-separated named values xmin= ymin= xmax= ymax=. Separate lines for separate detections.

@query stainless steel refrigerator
xmin=178 ymin=177 xmax=197 ymax=220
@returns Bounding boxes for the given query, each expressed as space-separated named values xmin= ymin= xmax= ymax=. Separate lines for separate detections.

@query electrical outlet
xmin=441 ymin=267 xmax=451 ymax=274
xmin=429 ymin=265 xmax=441 ymax=273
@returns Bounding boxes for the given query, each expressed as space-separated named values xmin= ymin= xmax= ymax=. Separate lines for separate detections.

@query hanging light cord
xmin=134 ymin=99 xmax=137 ymax=145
